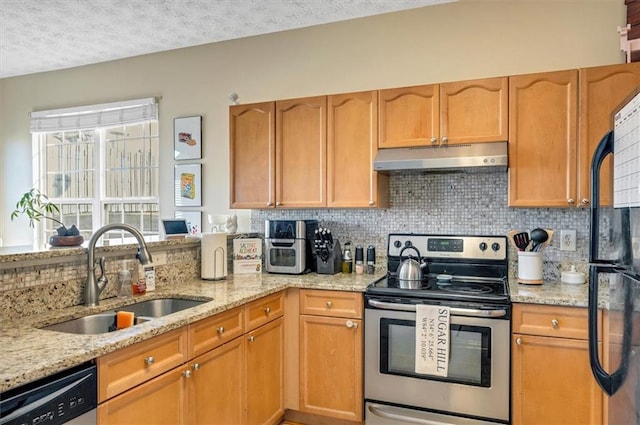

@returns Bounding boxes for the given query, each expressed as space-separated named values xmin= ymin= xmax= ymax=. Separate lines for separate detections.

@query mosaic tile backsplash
xmin=251 ymin=172 xmax=591 ymax=280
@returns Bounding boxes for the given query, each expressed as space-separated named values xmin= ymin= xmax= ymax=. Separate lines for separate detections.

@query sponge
xmin=116 ymin=311 xmax=135 ymax=329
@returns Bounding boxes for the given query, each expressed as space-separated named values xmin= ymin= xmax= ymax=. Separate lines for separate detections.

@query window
xmin=30 ymin=98 xmax=159 ymax=245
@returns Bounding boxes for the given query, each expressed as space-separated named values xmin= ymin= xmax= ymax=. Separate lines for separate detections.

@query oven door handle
xmin=367 ymin=299 xmax=507 ymax=318
xmin=367 ymin=403 xmax=453 ymax=425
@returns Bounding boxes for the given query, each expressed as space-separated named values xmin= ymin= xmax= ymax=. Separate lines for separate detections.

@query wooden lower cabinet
xmin=297 ymin=290 xmax=363 ymax=422
xmin=190 ymin=337 xmax=245 ymax=425
xmin=512 ymin=304 xmax=603 ymax=425
xmin=247 ymin=317 xmax=284 ymax=425
xmin=97 ymin=366 xmax=189 ymax=425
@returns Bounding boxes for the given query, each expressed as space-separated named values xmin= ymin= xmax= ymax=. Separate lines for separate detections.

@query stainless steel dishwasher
xmin=1 ymin=362 xmax=97 ymax=425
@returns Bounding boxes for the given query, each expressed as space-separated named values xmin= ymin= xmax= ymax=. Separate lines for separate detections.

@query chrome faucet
xmin=85 ymin=223 xmax=153 ymax=307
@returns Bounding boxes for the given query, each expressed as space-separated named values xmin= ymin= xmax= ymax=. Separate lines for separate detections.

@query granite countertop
xmin=1 ymin=271 xmax=605 ymax=393
xmin=0 ymin=271 xmax=379 ymax=393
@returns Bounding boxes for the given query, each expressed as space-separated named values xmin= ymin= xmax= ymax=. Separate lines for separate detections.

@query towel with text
xmin=415 ymin=304 xmax=450 ymax=376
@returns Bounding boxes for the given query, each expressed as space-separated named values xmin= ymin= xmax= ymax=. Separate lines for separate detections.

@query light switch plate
xmin=560 ymin=229 xmax=576 ymax=251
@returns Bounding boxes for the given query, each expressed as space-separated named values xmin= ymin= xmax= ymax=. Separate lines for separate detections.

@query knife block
xmin=317 ymin=240 xmax=342 ymax=274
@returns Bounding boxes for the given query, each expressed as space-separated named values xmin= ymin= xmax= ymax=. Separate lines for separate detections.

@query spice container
xmin=342 ymin=242 xmax=353 ymax=274
xmin=366 ymin=245 xmax=376 ymax=274
xmin=355 ymin=245 xmax=364 ymax=274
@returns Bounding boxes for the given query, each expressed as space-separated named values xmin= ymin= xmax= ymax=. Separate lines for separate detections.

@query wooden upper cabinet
xmin=379 ymin=84 xmax=439 ymax=148
xmin=229 ymin=102 xmax=275 ymax=209
xmin=440 ymin=77 xmax=508 ymax=144
xmin=578 ymin=62 xmax=640 ymax=207
xmin=275 ymin=96 xmax=327 ymax=208
xmin=508 ymin=70 xmax=578 ymax=207
xmin=327 ymin=91 xmax=389 ymax=208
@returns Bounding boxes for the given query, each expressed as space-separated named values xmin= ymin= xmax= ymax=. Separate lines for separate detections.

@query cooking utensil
xmin=535 ymin=229 xmax=554 ymax=252
xmin=506 ymin=230 xmax=520 ymax=251
xmin=513 ymin=232 xmax=530 ymax=251
xmin=530 ymin=228 xmax=549 ymax=252
xmin=396 ymin=246 xmax=426 ymax=289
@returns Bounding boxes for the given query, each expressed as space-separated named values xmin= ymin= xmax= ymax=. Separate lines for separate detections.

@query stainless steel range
xmin=365 ymin=233 xmax=511 ymax=425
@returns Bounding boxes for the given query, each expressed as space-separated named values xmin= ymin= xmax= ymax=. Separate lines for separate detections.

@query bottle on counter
xmin=355 ymin=245 xmax=364 ymax=274
xmin=342 ymin=242 xmax=353 ymax=274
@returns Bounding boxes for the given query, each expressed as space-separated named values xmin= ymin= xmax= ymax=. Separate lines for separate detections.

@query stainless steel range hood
xmin=373 ymin=142 xmax=508 ymax=172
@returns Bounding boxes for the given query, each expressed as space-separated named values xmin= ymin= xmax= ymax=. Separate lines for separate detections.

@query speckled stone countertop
xmin=508 ymin=277 xmax=608 ymax=309
xmin=0 ymin=271 xmax=380 ymax=393
xmin=2 ymin=271 xmax=606 ymax=393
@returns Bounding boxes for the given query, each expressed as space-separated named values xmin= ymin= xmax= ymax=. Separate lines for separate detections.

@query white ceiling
xmin=0 ymin=0 xmax=453 ymax=79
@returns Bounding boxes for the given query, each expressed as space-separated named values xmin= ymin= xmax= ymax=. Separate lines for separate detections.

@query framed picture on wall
xmin=174 ymin=164 xmax=202 ymax=207
xmin=174 ymin=116 xmax=202 ymax=160
xmin=175 ymin=210 xmax=202 ymax=236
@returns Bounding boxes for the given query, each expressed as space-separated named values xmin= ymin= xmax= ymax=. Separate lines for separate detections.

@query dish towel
xmin=415 ymin=304 xmax=450 ymax=377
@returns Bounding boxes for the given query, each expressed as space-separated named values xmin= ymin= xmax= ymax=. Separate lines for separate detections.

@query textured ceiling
xmin=0 ymin=0 xmax=452 ymax=79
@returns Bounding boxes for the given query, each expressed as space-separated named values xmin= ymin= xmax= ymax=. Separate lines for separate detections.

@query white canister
xmin=517 ymin=251 xmax=543 ymax=284
xmin=201 ymin=232 xmax=227 ymax=280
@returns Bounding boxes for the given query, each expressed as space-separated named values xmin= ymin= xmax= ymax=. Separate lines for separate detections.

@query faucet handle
xmin=96 ymin=257 xmax=107 ymax=288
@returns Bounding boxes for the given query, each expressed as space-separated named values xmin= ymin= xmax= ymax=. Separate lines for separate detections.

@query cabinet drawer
xmin=245 ymin=291 xmax=285 ymax=332
xmin=513 ymin=303 xmax=599 ymax=340
xmin=189 ymin=306 xmax=244 ymax=357
xmin=97 ymin=328 xmax=188 ymax=402
xmin=300 ymin=289 xmax=362 ymax=319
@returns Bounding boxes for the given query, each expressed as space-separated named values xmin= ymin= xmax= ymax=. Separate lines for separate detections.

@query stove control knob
xmin=491 ymin=242 xmax=501 ymax=252
xmin=393 ymin=240 xmax=402 ymax=248
xmin=479 ymin=242 xmax=487 ymax=251
xmin=404 ymin=241 xmax=413 ymax=247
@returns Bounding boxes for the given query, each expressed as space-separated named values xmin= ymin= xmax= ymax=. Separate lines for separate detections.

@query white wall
xmin=0 ymin=0 xmax=626 ymax=246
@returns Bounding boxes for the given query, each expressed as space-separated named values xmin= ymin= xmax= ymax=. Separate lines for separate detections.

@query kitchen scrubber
xmin=116 ymin=311 xmax=135 ymax=329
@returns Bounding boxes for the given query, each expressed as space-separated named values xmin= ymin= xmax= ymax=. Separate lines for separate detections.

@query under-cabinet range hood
xmin=373 ymin=142 xmax=508 ymax=173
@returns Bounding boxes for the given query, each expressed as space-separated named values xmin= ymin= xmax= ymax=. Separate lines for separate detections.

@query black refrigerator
xmin=589 ymin=88 xmax=640 ymax=424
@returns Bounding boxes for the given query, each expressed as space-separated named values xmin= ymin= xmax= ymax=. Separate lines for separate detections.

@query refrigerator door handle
xmin=588 ymin=264 xmax=634 ymax=396
xmin=589 ymin=130 xmax=613 ymax=263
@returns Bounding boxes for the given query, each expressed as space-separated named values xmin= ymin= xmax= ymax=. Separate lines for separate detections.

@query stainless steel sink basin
xmin=120 ymin=298 xmax=205 ymax=318
xmin=40 ymin=298 xmax=207 ymax=334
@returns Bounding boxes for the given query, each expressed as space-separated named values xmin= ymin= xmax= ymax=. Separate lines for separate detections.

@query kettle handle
xmin=398 ymin=245 xmax=421 ymax=262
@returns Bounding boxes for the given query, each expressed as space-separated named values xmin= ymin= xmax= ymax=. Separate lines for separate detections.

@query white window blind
xmin=30 ymin=97 xmax=158 ymax=132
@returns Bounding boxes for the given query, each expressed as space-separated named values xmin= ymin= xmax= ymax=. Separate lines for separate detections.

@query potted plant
xmin=11 ymin=188 xmax=84 ymax=246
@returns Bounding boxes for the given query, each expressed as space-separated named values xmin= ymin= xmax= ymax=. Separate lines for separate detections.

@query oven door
xmin=364 ymin=299 xmax=510 ymax=422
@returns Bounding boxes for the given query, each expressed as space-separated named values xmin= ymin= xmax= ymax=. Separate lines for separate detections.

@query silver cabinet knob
xmin=192 ymin=363 xmax=200 ymax=371
xmin=248 ymin=335 xmax=255 ymax=342
xmin=276 ymin=202 xmax=282 ymax=206
xmin=441 ymin=136 xmax=448 ymax=144
xmin=567 ymin=198 xmax=575 ymax=204
xmin=266 ymin=202 xmax=273 ymax=207
xmin=430 ymin=137 xmax=437 ymax=144
xmin=346 ymin=320 xmax=358 ymax=329
xmin=264 ymin=306 xmax=271 ymax=314
xmin=581 ymin=198 xmax=590 ymax=205
xmin=369 ymin=200 xmax=374 ymax=206
xmin=326 ymin=301 xmax=333 ymax=308
xmin=516 ymin=337 xmax=522 ymax=345
xmin=183 ymin=370 xmax=192 ymax=378
xmin=217 ymin=326 xmax=225 ymax=334
xmin=144 ymin=356 xmax=155 ymax=365
xmin=551 ymin=319 xmax=559 ymax=327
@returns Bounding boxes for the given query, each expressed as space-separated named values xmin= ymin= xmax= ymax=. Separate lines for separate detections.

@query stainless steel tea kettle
xmin=396 ymin=246 xmax=427 ymax=289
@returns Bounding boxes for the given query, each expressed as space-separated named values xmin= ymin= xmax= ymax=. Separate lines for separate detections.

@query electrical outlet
xmin=152 ymin=251 xmax=167 ymax=266
xmin=560 ymin=229 xmax=576 ymax=251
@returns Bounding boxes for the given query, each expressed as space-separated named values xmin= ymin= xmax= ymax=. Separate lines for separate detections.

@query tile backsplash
xmin=251 ymin=171 xmax=591 ymax=278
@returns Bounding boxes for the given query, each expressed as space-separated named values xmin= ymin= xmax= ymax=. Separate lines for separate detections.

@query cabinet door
xmin=578 ymin=63 xmax=640 ymax=207
xmin=440 ymin=77 xmax=508 ymax=145
xmin=98 ymin=366 xmax=189 ymax=425
xmin=508 ymin=70 xmax=578 ymax=207
xmin=246 ymin=317 xmax=284 ymax=425
xmin=229 ymin=102 xmax=275 ymax=209
xmin=327 ymin=91 xmax=389 ymax=208
xmin=275 ymin=96 xmax=326 ymax=208
xmin=190 ymin=337 xmax=245 ymax=425
xmin=379 ymin=84 xmax=439 ymax=148
xmin=511 ymin=334 xmax=602 ymax=425
xmin=299 ymin=315 xmax=363 ymax=422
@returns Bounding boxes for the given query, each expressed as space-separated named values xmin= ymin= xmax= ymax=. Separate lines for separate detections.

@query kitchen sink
xmin=40 ymin=298 xmax=208 ymax=334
